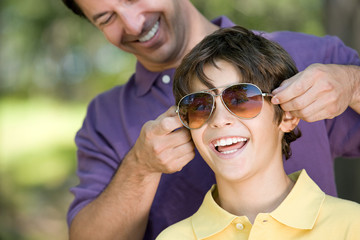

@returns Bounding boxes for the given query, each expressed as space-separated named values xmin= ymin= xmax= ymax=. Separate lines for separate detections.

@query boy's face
xmin=190 ymin=60 xmax=292 ymax=183
xmin=75 ymin=0 xmax=192 ymax=70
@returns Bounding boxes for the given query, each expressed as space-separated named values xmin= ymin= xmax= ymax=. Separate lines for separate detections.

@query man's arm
xmin=69 ymin=153 xmax=161 ymax=240
xmin=69 ymin=106 xmax=195 ymax=240
xmin=271 ymin=64 xmax=360 ymax=122
xmin=348 ymin=65 xmax=360 ymax=113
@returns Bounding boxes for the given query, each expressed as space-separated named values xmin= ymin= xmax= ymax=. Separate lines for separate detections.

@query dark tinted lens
xmin=178 ymin=93 xmax=214 ymax=129
xmin=222 ymin=84 xmax=263 ymax=119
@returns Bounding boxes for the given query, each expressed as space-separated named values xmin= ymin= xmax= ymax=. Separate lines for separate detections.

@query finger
xmin=172 ymin=151 xmax=195 ymax=172
xmin=172 ymin=140 xmax=195 ymax=161
xmin=162 ymin=142 xmax=195 ymax=173
xmin=153 ymin=137 xmax=194 ymax=173
xmin=154 ymin=127 xmax=192 ymax=154
xmin=291 ymin=105 xmax=329 ymax=122
xmin=158 ymin=105 xmax=178 ymax=118
xmin=156 ymin=115 xmax=184 ymax=135
xmin=152 ymin=106 xmax=183 ymax=135
xmin=279 ymin=84 xmax=317 ymax=112
xmin=171 ymin=127 xmax=192 ymax=145
xmin=271 ymin=72 xmax=312 ymax=105
xmin=284 ymin=111 xmax=294 ymax=120
xmin=288 ymin=90 xmax=333 ymax=122
xmin=291 ymin=91 xmax=345 ymax=122
xmin=165 ymin=105 xmax=178 ymax=117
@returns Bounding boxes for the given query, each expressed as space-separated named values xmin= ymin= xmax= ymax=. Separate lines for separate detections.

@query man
xmin=61 ymin=0 xmax=360 ymax=239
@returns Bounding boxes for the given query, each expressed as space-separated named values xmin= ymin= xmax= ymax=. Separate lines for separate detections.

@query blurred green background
xmin=1 ymin=0 xmax=359 ymax=239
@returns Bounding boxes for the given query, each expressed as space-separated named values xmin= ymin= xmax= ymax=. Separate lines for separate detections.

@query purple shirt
xmin=68 ymin=16 xmax=360 ymax=239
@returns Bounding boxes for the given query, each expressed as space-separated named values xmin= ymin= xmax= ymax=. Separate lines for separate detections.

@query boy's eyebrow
xmin=92 ymin=12 xmax=108 ymax=23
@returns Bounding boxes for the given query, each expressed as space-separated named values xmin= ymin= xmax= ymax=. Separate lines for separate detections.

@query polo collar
xmin=192 ymin=185 xmax=238 ymax=239
xmin=134 ymin=61 xmax=162 ymax=97
xmin=191 ymin=170 xmax=325 ymax=239
xmin=270 ymin=170 xmax=325 ymax=229
xmin=133 ymin=16 xmax=235 ymax=97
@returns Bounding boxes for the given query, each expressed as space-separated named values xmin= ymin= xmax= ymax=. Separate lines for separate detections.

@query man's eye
xmin=100 ymin=14 xmax=114 ymax=26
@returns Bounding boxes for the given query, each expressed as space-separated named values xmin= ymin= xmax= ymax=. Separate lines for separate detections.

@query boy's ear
xmin=279 ymin=111 xmax=300 ymax=133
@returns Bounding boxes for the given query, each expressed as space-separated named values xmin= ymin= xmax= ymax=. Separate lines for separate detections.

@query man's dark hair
xmin=62 ymin=0 xmax=87 ymax=19
xmin=174 ymin=26 xmax=301 ymax=160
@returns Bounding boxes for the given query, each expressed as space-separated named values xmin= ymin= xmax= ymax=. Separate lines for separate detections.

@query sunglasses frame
xmin=176 ymin=83 xmax=273 ymax=129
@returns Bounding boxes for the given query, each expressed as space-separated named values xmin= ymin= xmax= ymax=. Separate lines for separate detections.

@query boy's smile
xmin=211 ymin=136 xmax=248 ymax=157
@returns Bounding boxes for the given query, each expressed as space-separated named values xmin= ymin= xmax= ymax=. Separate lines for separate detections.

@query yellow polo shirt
xmin=156 ymin=170 xmax=360 ymax=240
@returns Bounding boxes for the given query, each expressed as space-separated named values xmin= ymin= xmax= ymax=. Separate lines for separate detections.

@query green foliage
xmin=1 ymin=97 xmax=84 ymax=240
xmin=0 ymin=0 xmax=136 ymax=102
xmin=192 ymin=0 xmax=324 ymax=34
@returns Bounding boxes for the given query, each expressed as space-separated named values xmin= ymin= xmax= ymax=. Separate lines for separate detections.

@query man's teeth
xmin=139 ymin=21 xmax=159 ymax=42
xmin=214 ymin=137 xmax=247 ymax=147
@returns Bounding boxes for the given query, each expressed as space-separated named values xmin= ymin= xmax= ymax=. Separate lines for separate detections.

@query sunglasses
xmin=176 ymin=83 xmax=273 ymax=129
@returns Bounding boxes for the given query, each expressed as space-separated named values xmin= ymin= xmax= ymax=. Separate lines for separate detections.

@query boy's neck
xmin=214 ymin=168 xmax=295 ymax=224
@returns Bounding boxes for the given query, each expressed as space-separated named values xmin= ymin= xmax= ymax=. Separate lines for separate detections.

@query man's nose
xmin=115 ymin=5 xmax=145 ymax=36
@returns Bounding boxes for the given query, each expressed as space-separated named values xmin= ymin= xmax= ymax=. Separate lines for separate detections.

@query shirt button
xmin=235 ymin=223 xmax=244 ymax=230
xmin=162 ymin=75 xmax=171 ymax=84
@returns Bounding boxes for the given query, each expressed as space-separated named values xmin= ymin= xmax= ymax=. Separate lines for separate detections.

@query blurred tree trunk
xmin=324 ymin=0 xmax=360 ymax=54
xmin=324 ymin=0 xmax=360 ymax=204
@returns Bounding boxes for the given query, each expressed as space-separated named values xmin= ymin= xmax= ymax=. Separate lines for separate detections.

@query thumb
xmin=152 ymin=106 xmax=183 ymax=135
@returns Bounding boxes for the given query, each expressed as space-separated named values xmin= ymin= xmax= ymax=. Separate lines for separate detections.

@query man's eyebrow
xmin=92 ymin=12 xmax=108 ymax=23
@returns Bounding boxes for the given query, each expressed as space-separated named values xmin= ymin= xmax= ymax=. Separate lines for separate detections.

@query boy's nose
xmin=209 ymin=97 xmax=235 ymax=128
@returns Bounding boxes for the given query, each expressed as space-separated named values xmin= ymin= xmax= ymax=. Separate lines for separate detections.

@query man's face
xmin=75 ymin=0 xmax=191 ymax=71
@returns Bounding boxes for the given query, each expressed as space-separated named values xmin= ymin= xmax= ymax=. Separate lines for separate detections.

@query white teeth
xmin=222 ymin=149 xmax=238 ymax=155
xmin=214 ymin=137 xmax=247 ymax=147
xmin=220 ymin=139 xmax=226 ymax=146
xmin=139 ymin=21 xmax=159 ymax=42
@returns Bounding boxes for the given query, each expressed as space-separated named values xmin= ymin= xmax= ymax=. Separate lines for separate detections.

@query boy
xmin=156 ymin=26 xmax=360 ymax=239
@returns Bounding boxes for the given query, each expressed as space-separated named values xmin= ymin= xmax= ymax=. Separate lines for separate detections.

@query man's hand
xmin=132 ymin=106 xmax=195 ymax=174
xmin=271 ymin=64 xmax=360 ymax=122
xmin=69 ymin=106 xmax=195 ymax=240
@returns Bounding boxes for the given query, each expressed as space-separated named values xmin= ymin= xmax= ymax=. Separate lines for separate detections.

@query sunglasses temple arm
xmin=262 ymin=93 xmax=274 ymax=98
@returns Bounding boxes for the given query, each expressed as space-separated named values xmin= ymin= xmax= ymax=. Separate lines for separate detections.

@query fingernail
xmin=272 ymin=96 xmax=280 ymax=104
xmin=285 ymin=111 xmax=293 ymax=119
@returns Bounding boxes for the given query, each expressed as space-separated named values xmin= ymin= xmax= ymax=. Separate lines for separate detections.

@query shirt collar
xmin=191 ymin=170 xmax=325 ymax=239
xmin=133 ymin=16 xmax=235 ymax=97
xmin=192 ymin=185 xmax=238 ymax=239
xmin=134 ymin=61 xmax=162 ymax=96
xmin=270 ymin=169 xmax=325 ymax=229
